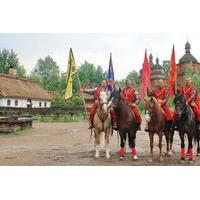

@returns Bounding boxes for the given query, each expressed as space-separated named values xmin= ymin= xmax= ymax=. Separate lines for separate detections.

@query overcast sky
xmin=0 ymin=33 xmax=200 ymax=80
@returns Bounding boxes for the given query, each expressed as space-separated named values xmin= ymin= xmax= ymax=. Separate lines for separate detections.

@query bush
xmin=51 ymin=95 xmax=84 ymax=109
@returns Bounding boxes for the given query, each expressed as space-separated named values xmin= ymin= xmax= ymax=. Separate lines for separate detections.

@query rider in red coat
xmin=120 ymin=79 xmax=142 ymax=130
xmin=179 ymin=76 xmax=200 ymax=130
xmin=83 ymin=80 xmax=117 ymax=129
xmin=152 ymin=79 xmax=174 ymax=121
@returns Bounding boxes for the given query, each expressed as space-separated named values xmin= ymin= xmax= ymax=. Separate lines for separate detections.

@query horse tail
xmin=193 ymin=130 xmax=199 ymax=144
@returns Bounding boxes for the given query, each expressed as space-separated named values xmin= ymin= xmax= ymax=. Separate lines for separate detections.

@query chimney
xmin=8 ymin=66 xmax=17 ymax=76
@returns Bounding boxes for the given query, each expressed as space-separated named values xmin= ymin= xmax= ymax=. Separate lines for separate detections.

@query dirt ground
xmin=0 ymin=120 xmax=199 ymax=166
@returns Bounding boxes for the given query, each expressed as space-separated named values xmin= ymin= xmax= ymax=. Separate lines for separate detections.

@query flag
xmin=168 ymin=45 xmax=177 ymax=97
xmin=139 ymin=50 xmax=151 ymax=99
xmin=64 ymin=48 xmax=77 ymax=100
xmin=107 ymin=53 xmax=115 ymax=92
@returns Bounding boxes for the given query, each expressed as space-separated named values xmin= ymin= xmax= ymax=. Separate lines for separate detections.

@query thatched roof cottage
xmin=0 ymin=67 xmax=52 ymax=108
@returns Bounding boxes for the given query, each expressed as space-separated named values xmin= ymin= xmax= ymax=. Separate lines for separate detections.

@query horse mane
xmin=151 ymin=97 xmax=160 ymax=114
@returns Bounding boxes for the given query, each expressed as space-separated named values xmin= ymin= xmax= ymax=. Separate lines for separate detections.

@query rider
xmin=120 ymin=79 xmax=142 ymax=130
xmin=82 ymin=80 xmax=117 ymax=130
xmin=149 ymin=79 xmax=174 ymax=131
xmin=179 ymin=76 xmax=200 ymax=130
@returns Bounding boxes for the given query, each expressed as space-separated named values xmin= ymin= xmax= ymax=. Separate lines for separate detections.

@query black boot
xmin=196 ymin=122 xmax=200 ymax=130
xmin=167 ymin=120 xmax=173 ymax=131
xmin=88 ymin=122 xmax=94 ymax=129
xmin=137 ymin=123 xmax=141 ymax=131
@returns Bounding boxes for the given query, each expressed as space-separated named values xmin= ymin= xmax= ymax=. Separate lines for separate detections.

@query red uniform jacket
xmin=120 ymin=87 xmax=137 ymax=105
xmin=93 ymin=86 xmax=108 ymax=100
xmin=153 ymin=86 xmax=168 ymax=105
xmin=180 ymin=84 xmax=199 ymax=105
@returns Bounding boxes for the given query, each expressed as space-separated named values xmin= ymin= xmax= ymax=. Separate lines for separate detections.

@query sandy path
xmin=0 ymin=121 xmax=199 ymax=166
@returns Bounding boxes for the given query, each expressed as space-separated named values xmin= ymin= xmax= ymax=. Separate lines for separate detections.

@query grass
xmin=0 ymin=126 xmax=32 ymax=136
xmin=32 ymin=113 xmax=86 ymax=122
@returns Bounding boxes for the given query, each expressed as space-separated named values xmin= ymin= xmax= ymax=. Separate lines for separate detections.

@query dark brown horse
xmin=110 ymin=89 xmax=138 ymax=160
xmin=174 ymin=94 xmax=195 ymax=162
xmin=144 ymin=97 xmax=174 ymax=162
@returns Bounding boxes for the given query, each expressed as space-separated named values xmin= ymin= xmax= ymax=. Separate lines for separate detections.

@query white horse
xmin=93 ymin=90 xmax=112 ymax=159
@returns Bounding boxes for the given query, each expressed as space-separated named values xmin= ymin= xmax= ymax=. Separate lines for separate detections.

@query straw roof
xmin=0 ymin=74 xmax=52 ymax=101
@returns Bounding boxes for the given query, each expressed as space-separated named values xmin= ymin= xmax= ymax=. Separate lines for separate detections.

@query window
xmin=44 ymin=102 xmax=47 ymax=107
xmin=15 ymin=100 xmax=18 ymax=107
xmin=39 ymin=102 xmax=42 ymax=107
xmin=7 ymin=99 xmax=11 ymax=106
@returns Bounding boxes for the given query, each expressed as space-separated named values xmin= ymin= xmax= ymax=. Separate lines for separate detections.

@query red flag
xmin=139 ymin=50 xmax=151 ymax=99
xmin=168 ymin=45 xmax=177 ymax=97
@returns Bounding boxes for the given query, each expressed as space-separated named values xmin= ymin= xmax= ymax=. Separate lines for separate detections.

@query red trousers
xmin=89 ymin=103 xmax=117 ymax=125
xmin=131 ymin=107 xmax=142 ymax=124
xmin=191 ymin=105 xmax=200 ymax=121
xmin=161 ymin=104 xmax=174 ymax=121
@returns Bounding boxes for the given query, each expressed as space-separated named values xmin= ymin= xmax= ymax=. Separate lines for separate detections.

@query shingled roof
xmin=0 ymin=74 xmax=52 ymax=101
xmin=179 ymin=41 xmax=198 ymax=64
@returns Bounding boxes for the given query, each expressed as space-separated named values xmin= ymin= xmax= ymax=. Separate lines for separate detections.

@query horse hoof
xmin=95 ymin=154 xmax=100 ymax=159
xmin=180 ymin=158 xmax=185 ymax=163
xmin=132 ymin=155 xmax=138 ymax=161
xmin=159 ymin=157 xmax=163 ymax=162
xmin=119 ymin=156 xmax=124 ymax=161
xmin=168 ymin=151 xmax=173 ymax=156
xmin=106 ymin=154 xmax=111 ymax=160
xmin=188 ymin=159 xmax=194 ymax=164
xmin=197 ymin=153 xmax=200 ymax=157
xmin=148 ymin=158 xmax=153 ymax=163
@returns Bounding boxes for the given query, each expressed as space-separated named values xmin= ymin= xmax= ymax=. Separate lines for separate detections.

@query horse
xmin=109 ymin=88 xmax=138 ymax=160
xmin=174 ymin=94 xmax=195 ymax=162
xmin=194 ymin=129 xmax=200 ymax=156
xmin=144 ymin=97 xmax=174 ymax=162
xmin=93 ymin=90 xmax=112 ymax=159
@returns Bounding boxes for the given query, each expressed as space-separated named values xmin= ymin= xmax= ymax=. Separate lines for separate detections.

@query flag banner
xmin=139 ymin=50 xmax=151 ymax=99
xmin=168 ymin=45 xmax=177 ymax=97
xmin=65 ymin=48 xmax=77 ymax=100
xmin=107 ymin=53 xmax=115 ymax=92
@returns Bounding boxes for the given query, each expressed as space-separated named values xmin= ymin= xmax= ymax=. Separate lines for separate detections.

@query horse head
xmin=108 ymin=88 xmax=121 ymax=108
xmin=174 ymin=94 xmax=187 ymax=119
xmin=99 ymin=91 xmax=109 ymax=112
xmin=144 ymin=96 xmax=158 ymax=122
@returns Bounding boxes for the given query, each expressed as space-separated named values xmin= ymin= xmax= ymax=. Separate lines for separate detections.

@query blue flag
xmin=107 ymin=53 xmax=115 ymax=92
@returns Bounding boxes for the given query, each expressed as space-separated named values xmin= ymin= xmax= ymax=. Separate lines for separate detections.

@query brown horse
xmin=144 ymin=97 xmax=174 ymax=162
xmin=110 ymin=89 xmax=138 ymax=160
xmin=93 ymin=91 xmax=112 ymax=159
xmin=174 ymin=94 xmax=195 ymax=162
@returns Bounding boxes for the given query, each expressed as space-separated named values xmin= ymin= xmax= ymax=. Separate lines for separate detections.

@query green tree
xmin=31 ymin=56 xmax=60 ymax=91
xmin=96 ymin=65 xmax=103 ymax=84
xmin=78 ymin=61 xmax=97 ymax=84
xmin=0 ymin=49 xmax=27 ymax=78
xmin=17 ymin=65 xmax=26 ymax=78
xmin=125 ymin=69 xmax=140 ymax=88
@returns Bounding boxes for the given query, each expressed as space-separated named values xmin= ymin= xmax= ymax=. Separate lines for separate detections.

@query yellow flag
xmin=65 ymin=48 xmax=77 ymax=100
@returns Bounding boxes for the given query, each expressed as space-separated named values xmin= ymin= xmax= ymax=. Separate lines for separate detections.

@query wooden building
xmin=0 ymin=67 xmax=52 ymax=108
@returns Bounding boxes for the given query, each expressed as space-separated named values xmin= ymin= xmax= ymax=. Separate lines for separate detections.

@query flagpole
xmin=76 ymin=69 xmax=88 ymax=120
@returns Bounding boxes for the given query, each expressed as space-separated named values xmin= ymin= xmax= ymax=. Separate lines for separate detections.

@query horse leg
xmin=105 ymin=128 xmax=111 ymax=159
xmin=128 ymin=130 xmax=138 ymax=160
xmin=169 ymin=131 xmax=174 ymax=156
xmin=197 ymin=133 xmax=200 ymax=156
xmin=94 ymin=128 xmax=100 ymax=159
xmin=159 ymin=132 xmax=163 ymax=161
xmin=188 ymin=133 xmax=193 ymax=163
xmin=164 ymin=131 xmax=170 ymax=156
xmin=148 ymin=132 xmax=154 ymax=162
xmin=179 ymin=132 xmax=186 ymax=161
xmin=119 ymin=130 xmax=126 ymax=160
